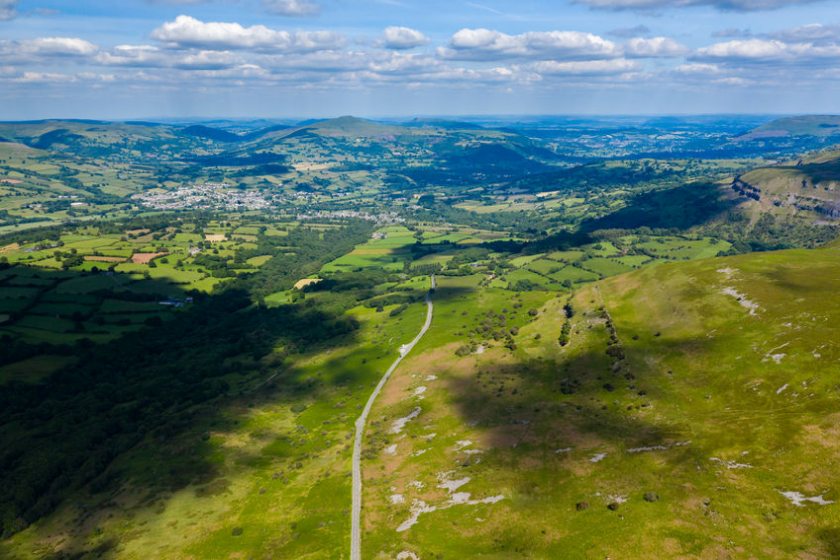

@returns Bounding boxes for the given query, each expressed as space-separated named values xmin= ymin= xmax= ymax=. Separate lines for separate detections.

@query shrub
xmin=455 ymin=344 xmax=473 ymax=357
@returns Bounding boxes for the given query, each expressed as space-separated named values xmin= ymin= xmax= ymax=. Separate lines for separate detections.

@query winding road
xmin=350 ymin=275 xmax=435 ymax=560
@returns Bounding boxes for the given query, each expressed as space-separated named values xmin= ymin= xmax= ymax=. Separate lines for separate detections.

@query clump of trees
xmin=558 ymin=300 xmax=574 ymax=347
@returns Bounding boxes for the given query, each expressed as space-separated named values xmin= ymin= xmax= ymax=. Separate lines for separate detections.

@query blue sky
xmin=0 ymin=0 xmax=838 ymax=118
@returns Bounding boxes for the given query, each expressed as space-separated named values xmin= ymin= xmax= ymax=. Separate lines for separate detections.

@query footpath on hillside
xmin=350 ymin=275 xmax=435 ymax=560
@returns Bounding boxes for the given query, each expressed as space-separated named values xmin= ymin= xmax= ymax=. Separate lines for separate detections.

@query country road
xmin=350 ymin=275 xmax=435 ymax=560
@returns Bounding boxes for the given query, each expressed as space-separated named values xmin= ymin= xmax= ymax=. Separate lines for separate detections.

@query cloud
xmin=381 ymin=26 xmax=429 ymax=50
xmin=624 ymin=36 xmax=687 ymax=57
xmin=674 ymin=62 xmax=722 ymax=74
xmin=769 ymin=23 xmax=840 ymax=44
xmin=692 ymin=22 xmax=840 ymax=79
xmin=15 ymin=71 xmax=78 ymax=83
xmin=713 ymin=76 xmax=751 ymax=85
xmin=151 ymin=15 xmax=343 ymax=51
xmin=367 ymin=52 xmax=442 ymax=74
xmin=438 ymin=28 xmax=619 ymax=61
xmin=172 ymin=50 xmax=242 ymax=70
xmin=263 ymin=50 xmax=377 ymax=72
xmin=578 ymin=0 xmax=826 ymax=12
xmin=694 ymin=38 xmax=840 ymax=62
xmin=96 ymin=44 xmax=251 ymax=71
xmin=694 ymin=38 xmax=792 ymax=59
xmin=374 ymin=65 xmax=528 ymax=86
xmin=712 ymin=28 xmax=753 ymax=38
xmin=23 ymin=13 xmax=840 ymax=100
xmin=27 ymin=37 xmax=98 ymax=56
xmin=9 ymin=71 xmax=115 ymax=83
xmin=0 ymin=37 xmax=99 ymax=62
xmin=531 ymin=58 xmax=639 ymax=75
xmin=680 ymin=24 xmax=840 ymax=89
xmin=262 ymin=0 xmax=320 ymax=16
xmin=608 ymin=25 xmax=651 ymax=38
xmin=0 ymin=0 xmax=17 ymax=20
xmin=96 ymin=45 xmax=164 ymax=67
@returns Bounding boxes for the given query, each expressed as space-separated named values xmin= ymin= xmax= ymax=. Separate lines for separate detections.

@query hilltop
xmin=739 ymin=115 xmax=840 ymax=140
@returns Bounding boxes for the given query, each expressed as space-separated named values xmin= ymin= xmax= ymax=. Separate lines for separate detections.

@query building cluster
xmin=134 ymin=183 xmax=276 ymax=211
xmin=296 ymin=210 xmax=404 ymax=224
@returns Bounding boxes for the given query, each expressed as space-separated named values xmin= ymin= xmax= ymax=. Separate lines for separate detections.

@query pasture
xmin=359 ymin=247 xmax=840 ymax=558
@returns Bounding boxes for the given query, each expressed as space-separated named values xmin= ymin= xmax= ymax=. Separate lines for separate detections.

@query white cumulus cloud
xmin=96 ymin=45 xmax=164 ymax=67
xmin=695 ymin=38 xmax=840 ymax=61
xmin=151 ymin=15 xmax=343 ymax=52
xmin=382 ymin=26 xmax=429 ymax=50
xmin=23 ymin=37 xmax=99 ymax=57
xmin=625 ymin=36 xmax=687 ymax=57
xmin=439 ymin=28 xmax=619 ymax=61
xmin=674 ymin=62 xmax=722 ymax=73
xmin=0 ymin=37 xmax=99 ymax=65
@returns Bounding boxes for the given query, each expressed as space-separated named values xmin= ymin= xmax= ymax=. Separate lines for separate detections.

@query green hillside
xmin=741 ymin=115 xmax=840 ymax=139
xmin=361 ymin=246 xmax=840 ymax=558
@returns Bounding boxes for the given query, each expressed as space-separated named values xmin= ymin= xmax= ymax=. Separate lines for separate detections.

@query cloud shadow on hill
xmin=0 ymin=265 xmax=362 ymax=554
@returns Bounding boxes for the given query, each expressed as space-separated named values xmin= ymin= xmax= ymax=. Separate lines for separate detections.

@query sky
xmin=0 ymin=0 xmax=839 ymax=119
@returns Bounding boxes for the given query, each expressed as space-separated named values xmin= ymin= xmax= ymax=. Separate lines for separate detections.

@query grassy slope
xmin=2 ymin=300 xmax=427 ymax=559
xmin=747 ymin=116 xmax=840 ymax=138
xmin=362 ymin=248 xmax=840 ymax=559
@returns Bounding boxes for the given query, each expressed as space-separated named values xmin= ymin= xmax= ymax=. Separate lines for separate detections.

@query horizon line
xmin=0 ymin=112 xmax=830 ymax=124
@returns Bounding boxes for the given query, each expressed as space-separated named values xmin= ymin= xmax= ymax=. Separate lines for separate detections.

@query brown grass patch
xmin=379 ymin=344 xmax=465 ymax=406
xmin=800 ymin=413 xmax=840 ymax=451
xmin=205 ymin=234 xmax=227 ymax=243
xmin=0 ymin=242 xmax=20 ymax=254
xmin=294 ymin=278 xmax=322 ymax=290
xmin=131 ymin=252 xmax=167 ymax=264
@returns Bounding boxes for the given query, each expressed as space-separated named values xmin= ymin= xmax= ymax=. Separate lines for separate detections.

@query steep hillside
xmin=737 ymin=149 xmax=840 ymax=219
xmin=361 ymin=247 xmax=840 ymax=558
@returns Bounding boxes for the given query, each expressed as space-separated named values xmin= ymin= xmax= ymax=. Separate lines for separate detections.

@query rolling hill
xmin=739 ymin=115 xmax=840 ymax=140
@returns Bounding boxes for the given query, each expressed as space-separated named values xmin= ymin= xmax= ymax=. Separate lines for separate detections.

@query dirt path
xmin=351 ymin=276 xmax=435 ymax=560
